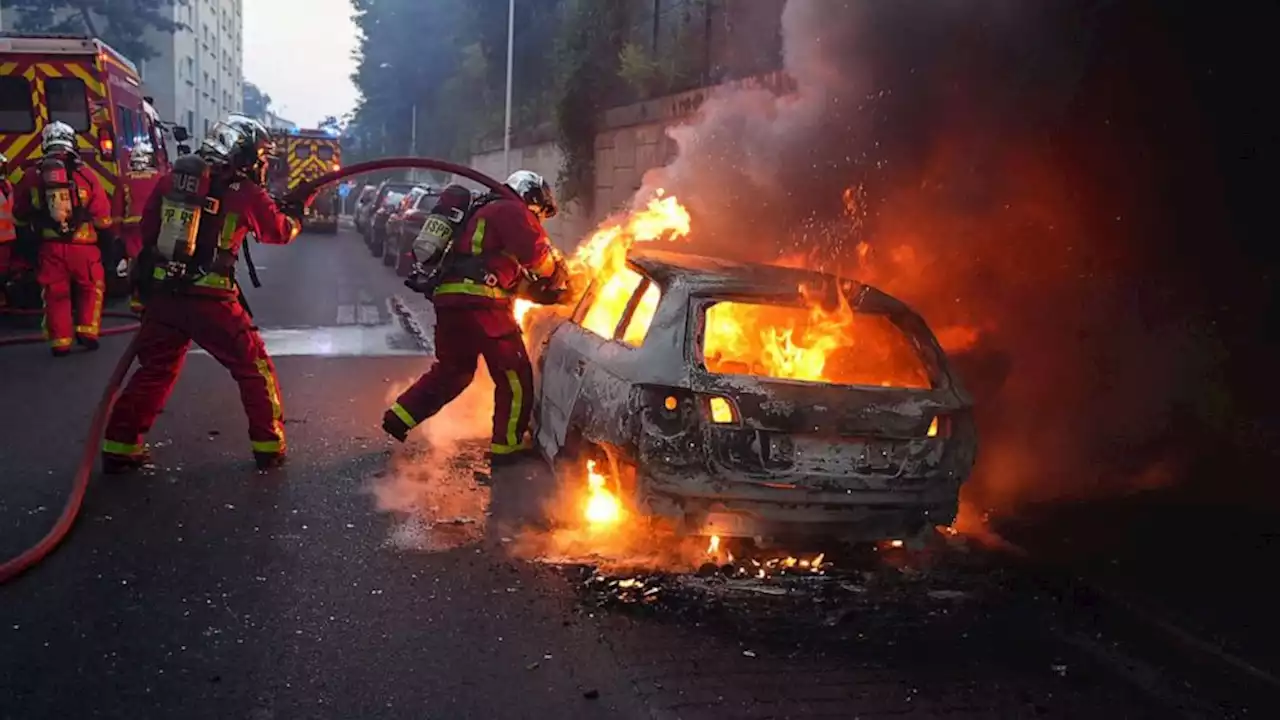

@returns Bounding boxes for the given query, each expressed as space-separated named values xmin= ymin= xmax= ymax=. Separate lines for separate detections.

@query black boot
xmin=77 ymin=336 xmax=100 ymax=351
xmin=102 ymin=450 xmax=153 ymax=475
xmin=381 ymin=410 xmax=411 ymax=442
xmin=254 ymin=451 xmax=287 ymax=471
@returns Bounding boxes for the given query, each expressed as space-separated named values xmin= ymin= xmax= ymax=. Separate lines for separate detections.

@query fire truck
xmin=266 ymin=127 xmax=341 ymax=234
xmin=0 ymin=33 xmax=186 ymax=297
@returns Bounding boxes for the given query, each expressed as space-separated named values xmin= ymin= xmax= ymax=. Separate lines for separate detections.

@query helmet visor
xmin=201 ymin=121 xmax=245 ymax=159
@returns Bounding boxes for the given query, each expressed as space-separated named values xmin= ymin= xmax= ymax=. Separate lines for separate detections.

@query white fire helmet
xmin=130 ymin=141 xmax=156 ymax=172
xmin=504 ymin=170 xmax=558 ymax=219
xmin=41 ymin=121 xmax=77 ymax=155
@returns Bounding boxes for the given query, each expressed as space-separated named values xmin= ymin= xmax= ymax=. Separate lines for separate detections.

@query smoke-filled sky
xmin=243 ymin=0 xmax=359 ymax=125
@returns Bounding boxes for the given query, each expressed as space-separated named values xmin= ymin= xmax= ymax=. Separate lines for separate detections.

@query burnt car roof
xmin=627 ymin=248 xmax=860 ymax=296
xmin=626 ymin=248 xmax=916 ymax=317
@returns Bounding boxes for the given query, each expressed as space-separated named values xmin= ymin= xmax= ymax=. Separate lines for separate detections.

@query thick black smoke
xmin=637 ymin=0 xmax=1259 ymax=514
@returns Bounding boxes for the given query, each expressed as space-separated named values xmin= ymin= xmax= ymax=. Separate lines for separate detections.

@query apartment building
xmin=143 ymin=0 xmax=245 ymax=142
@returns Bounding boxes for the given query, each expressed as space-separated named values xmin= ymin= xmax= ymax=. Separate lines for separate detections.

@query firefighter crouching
xmin=386 ymin=171 xmax=571 ymax=466
xmin=12 ymin=122 xmax=116 ymax=355
xmin=0 ymin=152 xmax=16 ymax=307
xmin=101 ymin=114 xmax=304 ymax=474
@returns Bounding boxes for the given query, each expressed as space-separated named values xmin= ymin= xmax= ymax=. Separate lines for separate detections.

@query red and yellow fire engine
xmin=266 ymin=127 xmax=341 ymax=233
xmin=0 ymin=33 xmax=186 ymax=293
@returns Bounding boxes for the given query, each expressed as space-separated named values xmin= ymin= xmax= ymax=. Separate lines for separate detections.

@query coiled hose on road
xmin=0 ymin=157 xmax=513 ymax=585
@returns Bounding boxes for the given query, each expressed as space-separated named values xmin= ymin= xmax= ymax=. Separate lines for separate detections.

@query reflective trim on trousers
xmin=390 ymin=402 xmax=417 ymax=429
xmin=491 ymin=437 xmax=532 ymax=455
xmin=433 ymin=280 xmax=512 ymax=300
xmin=254 ymin=357 xmax=286 ymax=453
xmin=502 ymin=368 xmax=524 ymax=450
xmin=102 ymin=439 xmax=144 ymax=457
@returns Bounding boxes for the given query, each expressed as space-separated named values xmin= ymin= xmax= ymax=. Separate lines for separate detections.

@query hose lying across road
xmin=0 ymin=309 xmax=141 ymax=583
xmin=0 ymin=156 xmax=513 ymax=585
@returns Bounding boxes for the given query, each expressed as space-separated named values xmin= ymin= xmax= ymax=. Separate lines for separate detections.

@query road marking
xmin=336 ymin=305 xmax=356 ymax=325
xmin=192 ymin=326 xmax=426 ymax=357
xmin=358 ymin=304 xmax=381 ymax=325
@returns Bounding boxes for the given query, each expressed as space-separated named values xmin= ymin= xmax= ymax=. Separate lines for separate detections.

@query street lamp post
xmin=503 ymin=0 xmax=514 ymax=175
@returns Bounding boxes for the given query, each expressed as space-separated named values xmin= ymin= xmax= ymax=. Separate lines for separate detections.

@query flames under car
xmin=532 ymin=248 xmax=977 ymax=543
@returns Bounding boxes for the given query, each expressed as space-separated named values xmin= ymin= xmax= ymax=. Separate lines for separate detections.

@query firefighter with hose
xmin=100 ymin=114 xmax=305 ymax=474
xmin=385 ymin=171 xmax=571 ymax=466
xmin=12 ymin=122 xmax=116 ymax=356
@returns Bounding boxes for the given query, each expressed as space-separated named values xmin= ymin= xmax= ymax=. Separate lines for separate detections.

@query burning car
xmin=530 ymin=247 xmax=976 ymax=544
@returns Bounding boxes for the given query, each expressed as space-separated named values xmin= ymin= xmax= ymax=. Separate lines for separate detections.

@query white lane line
xmin=336 ymin=305 xmax=356 ymax=325
xmin=358 ymin=304 xmax=381 ymax=326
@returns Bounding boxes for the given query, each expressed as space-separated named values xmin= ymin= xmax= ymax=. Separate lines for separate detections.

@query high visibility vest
xmin=0 ymin=184 xmax=15 ymax=244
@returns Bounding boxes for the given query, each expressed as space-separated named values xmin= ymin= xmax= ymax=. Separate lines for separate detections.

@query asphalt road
xmin=0 ymin=227 xmax=1227 ymax=719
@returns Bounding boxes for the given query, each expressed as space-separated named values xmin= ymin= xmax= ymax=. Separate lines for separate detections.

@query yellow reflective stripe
xmin=194 ymin=274 xmax=234 ymax=289
xmin=251 ymin=439 xmax=283 ymax=454
xmin=390 ymin=403 xmax=417 ymax=428
xmin=102 ymin=440 xmax=144 ymax=456
xmin=503 ymin=369 xmax=523 ymax=449
xmin=470 ymin=218 xmax=485 ymax=255
xmin=50 ymin=337 xmax=73 ymax=348
xmin=124 ymin=215 xmax=142 ymax=223
xmin=254 ymin=357 xmax=285 ymax=450
xmin=491 ymin=438 xmax=532 ymax=455
xmin=152 ymin=266 xmax=166 ymax=280
xmin=83 ymin=283 xmax=104 ymax=334
xmin=433 ymin=280 xmax=512 ymax=300
xmin=220 ymin=212 xmax=239 ymax=249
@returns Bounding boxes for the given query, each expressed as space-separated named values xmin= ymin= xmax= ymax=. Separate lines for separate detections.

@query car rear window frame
xmin=45 ymin=76 xmax=91 ymax=132
xmin=688 ymin=294 xmax=943 ymax=390
xmin=572 ymin=264 xmax=662 ymax=348
xmin=0 ymin=76 xmax=36 ymax=133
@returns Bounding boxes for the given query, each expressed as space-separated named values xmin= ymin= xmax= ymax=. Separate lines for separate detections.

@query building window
xmin=186 ymin=110 xmax=195 ymax=131
xmin=184 ymin=56 xmax=194 ymax=78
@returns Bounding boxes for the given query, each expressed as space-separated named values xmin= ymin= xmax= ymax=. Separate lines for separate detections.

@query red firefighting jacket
xmin=433 ymin=197 xmax=557 ymax=303
xmin=0 ymin=179 xmax=15 ymax=245
xmin=139 ymin=173 xmax=300 ymax=297
xmin=13 ymin=164 xmax=113 ymax=244
xmin=114 ymin=168 xmax=161 ymax=258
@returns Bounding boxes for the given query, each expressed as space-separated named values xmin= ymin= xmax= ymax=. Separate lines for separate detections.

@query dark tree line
xmin=347 ymin=0 xmax=783 ymax=204
xmin=4 ymin=0 xmax=183 ymax=63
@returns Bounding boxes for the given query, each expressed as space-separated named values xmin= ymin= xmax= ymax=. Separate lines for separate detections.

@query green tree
xmin=243 ymin=82 xmax=272 ymax=120
xmin=5 ymin=0 xmax=183 ymax=63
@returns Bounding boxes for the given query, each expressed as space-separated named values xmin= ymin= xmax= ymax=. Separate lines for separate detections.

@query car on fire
xmin=531 ymin=249 xmax=977 ymax=544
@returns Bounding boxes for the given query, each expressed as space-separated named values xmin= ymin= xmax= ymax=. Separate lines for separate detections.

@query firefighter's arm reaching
xmin=11 ymin=173 xmax=35 ymax=220
xmin=495 ymin=201 xmax=569 ymax=304
xmin=244 ymin=182 xmax=301 ymax=245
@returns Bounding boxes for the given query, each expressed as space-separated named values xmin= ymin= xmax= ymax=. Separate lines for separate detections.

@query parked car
xmin=530 ymin=248 xmax=977 ymax=545
xmin=353 ymin=186 xmax=377 ymax=234
xmin=361 ymin=180 xmax=417 ymax=252
xmin=368 ymin=191 xmax=410 ymax=258
xmin=384 ymin=187 xmax=441 ymax=274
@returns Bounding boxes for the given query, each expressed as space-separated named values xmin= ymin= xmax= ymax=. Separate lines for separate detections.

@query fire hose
xmin=0 ymin=156 xmax=514 ymax=585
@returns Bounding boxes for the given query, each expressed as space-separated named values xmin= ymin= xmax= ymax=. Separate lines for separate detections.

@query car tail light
xmin=704 ymin=395 xmax=739 ymax=425
xmin=926 ymin=415 xmax=951 ymax=438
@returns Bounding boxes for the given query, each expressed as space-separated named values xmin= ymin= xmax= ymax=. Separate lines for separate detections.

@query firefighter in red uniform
xmin=102 ymin=114 xmax=304 ymax=474
xmin=383 ymin=170 xmax=571 ymax=466
xmin=0 ymin=151 xmax=16 ymax=307
xmin=115 ymin=141 xmax=162 ymax=262
xmin=12 ymin=121 xmax=116 ymax=355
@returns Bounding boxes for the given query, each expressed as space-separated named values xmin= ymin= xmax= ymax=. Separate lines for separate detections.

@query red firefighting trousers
xmin=390 ymin=307 xmax=535 ymax=455
xmin=103 ymin=293 xmax=286 ymax=458
xmin=37 ymin=243 xmax=104 ymax=349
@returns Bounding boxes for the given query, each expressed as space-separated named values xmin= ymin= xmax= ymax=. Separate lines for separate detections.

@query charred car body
xmin=532 ymin=249 xmax=976 ymax=543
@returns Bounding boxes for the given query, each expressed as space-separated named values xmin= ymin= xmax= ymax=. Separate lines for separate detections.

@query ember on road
xmin=0 ymin=228 xmax=1263 ymax=719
